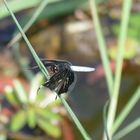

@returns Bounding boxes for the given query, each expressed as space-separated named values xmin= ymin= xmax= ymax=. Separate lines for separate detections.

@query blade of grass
xmin=0 ymin=0 xmax=60 ymax=19
xmin=60 ymin=96 xmax=92 ymax=140
xmin=106 ymin=0 xmax=132 ymax=138
xmin=113 ymin=117 xmax=140 ymax=140
xmin=3 ymin=1 xmax=91 ymax=139
xmin=3 ymin=0 xmax=50 ymax=79
xmin=103 ymin=100 xmax=110 ymax=140
xmin=0 ymin=0 xmax=41 ymax=19
xmin=13 ymin=80 xmax=28 ymax=104
xmin=7 ymin=0 xmax=50 ymax=47
xmin=112 ymin=86 xmax=140 ymax=134
xmin=89 ymin=0 xmax=113 ymax=97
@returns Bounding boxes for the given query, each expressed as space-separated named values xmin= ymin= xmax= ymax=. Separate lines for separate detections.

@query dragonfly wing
xmin=70 ymin=65 xmax=95 ymax=72
xmin=42 ymin=69 xmax=75 ymax=95
xmin=56 ymin=69 xmax=76 ymax=94
xmin=42 ymin=69 xmax=67 ymax=95
xmin=62 ymin=70 xmax=76 ymax=93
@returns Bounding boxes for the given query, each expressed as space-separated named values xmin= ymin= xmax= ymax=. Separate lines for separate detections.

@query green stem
xmin=113 ymin=117 xmax=140 ymax=140
xmin=103 ymin=101 xmax=110 ymax=140
xmin=106 ymin=0 xmax=132 ymax=138
xmin=89 ymin=0 xmax=113 ymax=97
xmin=60 ymin=96 xmax=92 ymax=140
xmin=3 ymin=0 xmax=50 ymax=79
xmin=113 ymin=86 xmax=140 ymax=134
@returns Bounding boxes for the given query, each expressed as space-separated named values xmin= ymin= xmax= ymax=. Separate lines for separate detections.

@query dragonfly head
xmin=50 ymin=62 xmax=71 ymax=74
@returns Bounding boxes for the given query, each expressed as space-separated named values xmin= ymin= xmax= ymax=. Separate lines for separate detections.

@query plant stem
xmin=3 ymin=0 xmax=50 ymax=79
xmin=60 ymin=96 xmax=92 ymax=140
xmin=89 ymin=0 xmax=113 ymax=97
xmin=106 ymin=0 xmax=132 ymax=138
xmin=113 ymin=117 xmax=140 ymax=140
xmin=113 ymin=86 xmax=140 ymax=134
xmin=103 ymin=101 xmax=110 ymax=140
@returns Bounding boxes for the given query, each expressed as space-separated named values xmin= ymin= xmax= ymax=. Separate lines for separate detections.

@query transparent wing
xmin=70 ymin=65 xmax=95 ymax=72
xmin=25 ymin=59 xmax=95 ymax=73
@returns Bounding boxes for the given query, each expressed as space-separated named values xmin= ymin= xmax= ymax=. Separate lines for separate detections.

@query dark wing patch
xmin=42 ymin=69 xmax=68 ymax=95
xmin=42 ymin=69 xmax=75 ymax=95
xmin=65 ymin=70 xmax=76 ymax=93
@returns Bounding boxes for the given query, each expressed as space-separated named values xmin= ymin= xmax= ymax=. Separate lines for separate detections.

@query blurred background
xmin=0 ymin=0 xmax=140 ymax=140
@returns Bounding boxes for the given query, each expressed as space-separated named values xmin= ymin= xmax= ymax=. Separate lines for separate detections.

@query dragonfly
xmin=31 ymin=59 xmax=95 ymax=96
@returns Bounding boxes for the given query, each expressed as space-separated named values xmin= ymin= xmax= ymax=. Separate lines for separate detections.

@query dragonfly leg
xmin=37 ymin=81 xmax=48 ymax=94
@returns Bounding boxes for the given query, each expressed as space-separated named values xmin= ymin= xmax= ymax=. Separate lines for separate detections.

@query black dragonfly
xmin=31 ymin=59 xmax=95 ymax=96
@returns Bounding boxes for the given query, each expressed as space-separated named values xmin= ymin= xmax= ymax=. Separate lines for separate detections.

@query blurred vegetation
xmin=112 ymin=13 xmax=140 ymax=39
xmin=1 ymin=73 xmax=62 ymax=139
xmin=0 ymin=0 xmax=86 ymax=20
xmin=1 ymin=0 xmax=140 ymax=140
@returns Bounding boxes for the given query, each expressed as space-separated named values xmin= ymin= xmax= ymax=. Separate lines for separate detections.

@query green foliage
xmin=0 ymin=0 xmax=87 ymax=20
xmin=36 ymin=108 xmax=61 ymax=121
xmin=108 ymin=38 xmax=138 ymax=60
xmin=0 ymin=0 xmax=60 ymax=19
xmin=2 ymin=0 xmax=139 ymax=139
xmin=105 ymin=0 xmax=132 ymax=138
xmin=26 ymin=107 xmax=36 ymax=128
xmin=112 ymin=14 xmax=140 ymax=39
xmin=13 ymin=80 xmax=28 ymax=104
xmin=90 ymin=0 xmax=113 ymax=96
xmin=4 ymin=73 xmax=62 ymax=138
xmin=113 ymin=117 xmax=140 ymax=140
xmin=90 ymin=0 xmax=139 ymax=139
xmin=37 ymin=119 xmax=61 ymax=138
xmin=5 ymin=86 xmax=19 ymax=106
xmin=10 ymin=110 xmax=26 ymax=131
xmin=3 ymin=0 xmax=92 ymax=139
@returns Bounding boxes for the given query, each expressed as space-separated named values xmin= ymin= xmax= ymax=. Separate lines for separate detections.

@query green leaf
xmin=13 ymin=80 xmax=28 ymax=104
xmin=37 ymin=119 xmax=61 ymax=138
xmin=29 ymin=72 xmax=44 ymax=103
xmin=0 ymin=0 xmax=61 ymax=20
xmin=10 ymin=110 xmax=26 ymax=131
xmin=36 ymin=108 xmax=61 ymax=121
xmin=27 ymin=107 xmax=36 ymax=128
xmin=129 ymin=14 xmax=140 ymax=28
xmin=103 ymin=101 xmax=110 ymax=140
xmin=0 ymin=0 xmax=41 ymax=19
xmin=4 ymin=86 xmax=20 ymax=106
